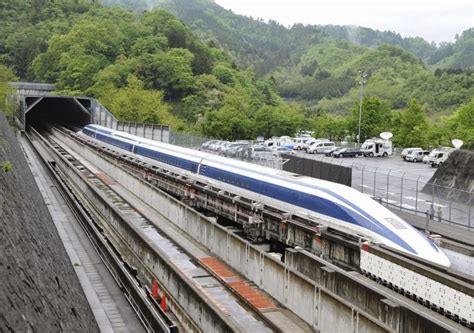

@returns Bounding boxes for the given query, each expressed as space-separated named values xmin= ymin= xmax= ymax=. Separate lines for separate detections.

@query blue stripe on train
xmin=199 ymin=165 xmax=416 ymax=254
xmin=135 ymin=145 xmax=198 ymax=172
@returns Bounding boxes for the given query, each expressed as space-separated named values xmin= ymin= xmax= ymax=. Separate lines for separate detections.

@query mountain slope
xmin=112 ymin=0 xmax=445 ymax=72
xmin=273 ymin=41 xmax=474 ymax=115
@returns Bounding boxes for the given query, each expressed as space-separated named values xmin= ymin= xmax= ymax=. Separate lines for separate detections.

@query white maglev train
xmin=81 ymin=125 xmax=451 ymax=267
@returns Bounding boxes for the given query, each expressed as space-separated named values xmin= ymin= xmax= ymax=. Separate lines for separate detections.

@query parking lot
xmin=294 ymin=150 xmax=473 ymax=229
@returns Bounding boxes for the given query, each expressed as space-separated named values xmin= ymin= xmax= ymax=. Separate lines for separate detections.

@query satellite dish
xmin=380 ymin=132 xmax=393 ymax=140
xmin=452 ymin=139 xmax=463 ymax=149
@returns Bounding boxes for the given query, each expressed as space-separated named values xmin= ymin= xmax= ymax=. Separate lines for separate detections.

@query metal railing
xmin=170 ymin=131 xmax=283 ymax=169
xmin=353 ymin=165 xmax=472 ymax=230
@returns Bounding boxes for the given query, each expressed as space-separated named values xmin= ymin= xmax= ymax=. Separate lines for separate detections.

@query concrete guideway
xmin=35 ymin=128 xmax=292 ymax=332
xmin=286 ymin=248 xmax=472 ymax=332
xmin=61 ymin=126 xmax=474 ymax=330
xmin=19 ymin=136 xmax=145 ymax=333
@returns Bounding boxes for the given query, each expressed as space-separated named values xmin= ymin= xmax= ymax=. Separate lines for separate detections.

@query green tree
xmin=395 ymin=99 xmax=431 ymax=147
xmin=32 ymin=9 xmax=135 ymax=92
xmin=309 ymin=115 xmax=349 ymax=141
xmin=448 ymin=99 xmax=474 ymax=144
xmin=135 ymin=49 xmax=196 ymax=99
xmin=349 ymin=96 xmax=391 ymax=141
xmin=99 ymin=75 xmax=186 ymax=130
xmin=253 ymin=104 xmax=304 ymax=138
xmin=201 ymin=87 xmax=253 ymax=140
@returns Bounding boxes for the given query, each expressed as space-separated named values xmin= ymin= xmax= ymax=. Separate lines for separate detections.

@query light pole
xmin=357 ymin=71 xmax=367 ymax=146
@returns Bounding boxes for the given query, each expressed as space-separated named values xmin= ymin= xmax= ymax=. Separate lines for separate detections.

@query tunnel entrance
xmin=25 ymin=96 xmax=92 ymax=130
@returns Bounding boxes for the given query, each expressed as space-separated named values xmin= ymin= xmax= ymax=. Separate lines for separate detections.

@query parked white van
xmin=293 ymin=137 xmax=313 ymax=150
xmin=401 ymin=147 xmax=422 ymax=160
xmin=429 ymin=150 xmax=451 ymax=167
xmin=308 ymin=141 xmax=336 ymax=154
xmin=305 ymin=138 xmax=329 ymax=151
xmin=405 ymin=150 xmax=430 ymax=162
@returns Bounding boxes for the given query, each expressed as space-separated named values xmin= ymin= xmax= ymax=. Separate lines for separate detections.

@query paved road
xmin=294 ymin=151 xmax=473 ymax=229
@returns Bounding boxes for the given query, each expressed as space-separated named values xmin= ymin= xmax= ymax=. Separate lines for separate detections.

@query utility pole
xmin=357 ymin=71 xmax=367 ymax=146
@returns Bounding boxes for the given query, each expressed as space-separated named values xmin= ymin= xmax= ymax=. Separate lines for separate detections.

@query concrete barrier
xmin=55 ymin=130 xmax=395 ymax=332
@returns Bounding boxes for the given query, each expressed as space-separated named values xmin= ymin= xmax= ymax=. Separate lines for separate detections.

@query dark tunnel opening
xmin=25 ymin=97 xmax=91 ymax=130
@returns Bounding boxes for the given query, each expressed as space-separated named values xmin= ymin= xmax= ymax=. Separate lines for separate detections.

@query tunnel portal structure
xmin=24 ymin=96 xmax=93 ymax=129
xmin=11 ymin=82 xmax=170 ymax=142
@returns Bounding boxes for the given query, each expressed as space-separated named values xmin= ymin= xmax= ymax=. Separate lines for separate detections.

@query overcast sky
xmin=214 ymin=0 xmax=473 ymax=44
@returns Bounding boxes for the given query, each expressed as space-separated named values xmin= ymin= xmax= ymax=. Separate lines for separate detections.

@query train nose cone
xmin=437 ymin=249 xmax=451 ymax=268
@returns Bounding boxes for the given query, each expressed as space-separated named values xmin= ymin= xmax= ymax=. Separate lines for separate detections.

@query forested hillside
xmin=121 ymin=0 xmax=474 ymax=73
xmin=0 ymin=0 xmax=302 ymax=140
xmin=0 ymin=0 xmax=472 ymax=147
xmin=273 ymin=40 xmax=474 ymax=116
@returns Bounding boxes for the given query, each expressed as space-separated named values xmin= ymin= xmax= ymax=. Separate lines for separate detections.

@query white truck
xmin=427 ymin=140 xmax=463 ymax=167
xmin=360 ymin=137 xmax=393 ymax=157
xmin=428 ymin=149 xmax=451 ymax=167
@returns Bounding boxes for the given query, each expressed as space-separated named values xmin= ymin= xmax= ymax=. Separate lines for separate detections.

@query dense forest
xmin=0 ymin=0 xmax=472 ymax=146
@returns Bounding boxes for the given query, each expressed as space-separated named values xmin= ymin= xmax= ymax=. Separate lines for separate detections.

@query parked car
xmin=304 ymin=138 xmax=329 ymax=151
xmin=225 ymin=142 xmax=250 ymax=157
xmin=325 ymin=146 xmax=340 ymax=156
xmin=272 ymin=146 xmax=295 ymax=157
xmin=401 ymin=147 xmax=422 ymax=160
xmin=307 ymin=141 xmax=336 ymax=154
xmin=251 ymin=145 xmax=273 ymax=160
xmin=208 ymin=140 xmax=223 ymax=151
xmin=332 ymin=148 xmax=361 ymax=158
xmin=201 ymin=140 xmax=219 ymax=150
xmin=217 ymin=141 xmax=231 ymax=154
xmin=405 ymin=150 xmax=430 ymax=162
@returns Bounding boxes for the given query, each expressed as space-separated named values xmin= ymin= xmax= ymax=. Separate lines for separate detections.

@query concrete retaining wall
xmin=56 ymin=130 xmax=393 ymax=332
xmin=0 ymin=116 xmax=98 ymax=332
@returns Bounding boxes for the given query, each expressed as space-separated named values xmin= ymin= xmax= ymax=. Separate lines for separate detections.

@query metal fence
xmin=169 ymin=131 xmax=210 ymax=149
xmin=116 ymin=122 xmax=170 ymax=142
xmin=170 ymin=131 xmax=283 ymax=169
xmin=352 ymin=165 xmax=473 ymax=230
